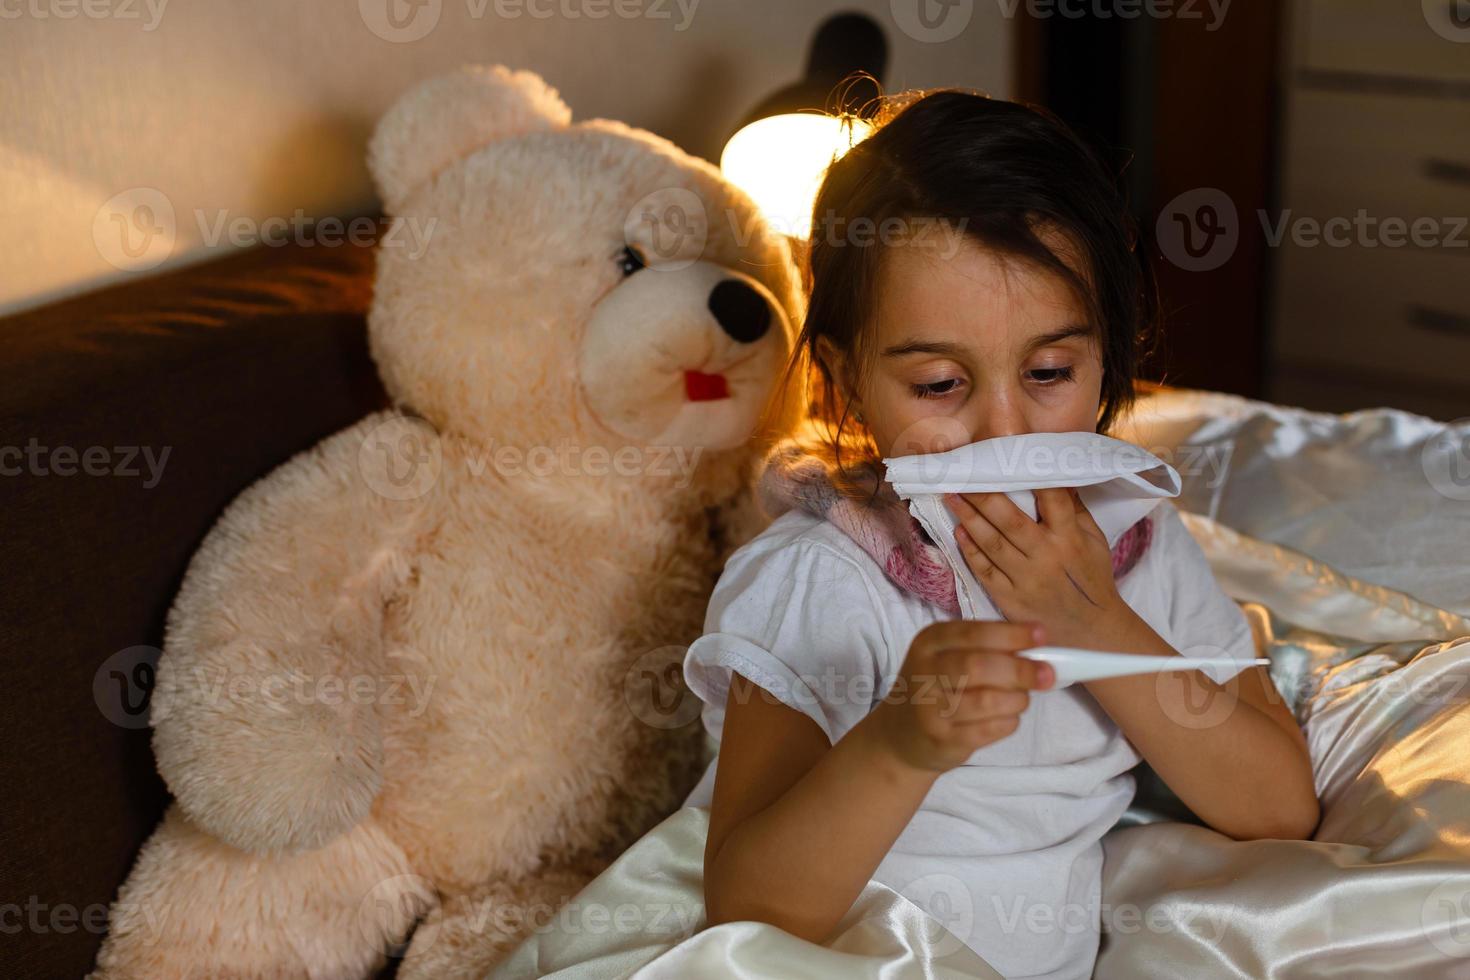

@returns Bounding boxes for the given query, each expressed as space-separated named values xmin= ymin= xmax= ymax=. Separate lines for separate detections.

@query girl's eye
xmin=911 ymin=378 xmax=964 ymax=399
xmin=1028 ymin=366 xmax=1076 ymax=385
xmin=617 ymin=244 xmax=646 ymax=277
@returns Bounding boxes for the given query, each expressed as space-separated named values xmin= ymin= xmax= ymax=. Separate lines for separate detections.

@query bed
xmin=491 ymin=385 xmax=1470 ymax=979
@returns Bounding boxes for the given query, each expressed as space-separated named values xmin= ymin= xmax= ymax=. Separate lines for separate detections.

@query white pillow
xmin=1118 ymin=387 xmax=1470 ymax=618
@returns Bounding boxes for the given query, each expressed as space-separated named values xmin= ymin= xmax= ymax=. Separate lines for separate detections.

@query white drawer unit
xmin=1274 ymin=244 xmax=1470 ymax=387
xmin=1268 ymin=1 xmax=1470 ymax=420
xmin=1297 ymin=0 xmax=1470 ymax=84
xmin=1279 ymin=90 xmax=1470 ymax=225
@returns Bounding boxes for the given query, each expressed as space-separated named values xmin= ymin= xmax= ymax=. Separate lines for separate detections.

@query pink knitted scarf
xmin=756 ymin=440 xmax=1154 ymax=617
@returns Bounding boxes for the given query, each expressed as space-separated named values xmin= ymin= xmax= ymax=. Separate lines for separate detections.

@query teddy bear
xmin=94 ymin=64 xmax=804 ymax=979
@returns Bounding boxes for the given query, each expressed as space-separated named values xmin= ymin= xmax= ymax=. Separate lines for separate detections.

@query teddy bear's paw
xmin=395 ymin=866 xmax=599 ymax=980
xmin=155 ymin=676 xmax=386 ymax=854
xmin=94 ymin=803 xmax=427 ymax=980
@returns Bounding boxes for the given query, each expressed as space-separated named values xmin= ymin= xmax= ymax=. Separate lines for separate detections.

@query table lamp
xmin=720 ymin=12 xmax=888 ymax=240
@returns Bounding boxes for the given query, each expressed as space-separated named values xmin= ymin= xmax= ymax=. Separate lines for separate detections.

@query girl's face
xmin=824 ymin=234 xmax=1105 ymax=459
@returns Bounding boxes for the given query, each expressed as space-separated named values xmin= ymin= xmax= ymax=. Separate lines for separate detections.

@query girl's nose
xmin=971 ymin=393 xmax=1028 ymax=443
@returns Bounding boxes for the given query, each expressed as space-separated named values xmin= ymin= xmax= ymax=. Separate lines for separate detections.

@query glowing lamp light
xmin=720 ymin=113 xmax=873 ymax=241
xmin=719 ymin=12 xmax=887 ymax=241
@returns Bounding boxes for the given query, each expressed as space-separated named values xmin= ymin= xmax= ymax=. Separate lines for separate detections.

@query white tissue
xmin=882 ymin=431 xmax=1182 ymax=619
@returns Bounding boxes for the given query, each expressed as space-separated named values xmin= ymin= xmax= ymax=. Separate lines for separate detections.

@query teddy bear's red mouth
xmin=684 ymin=370 xmax=730 ymax=402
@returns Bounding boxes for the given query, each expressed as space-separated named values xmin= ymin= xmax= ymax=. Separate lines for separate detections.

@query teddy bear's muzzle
xmin=576 ymin=259 xmax=790 ymax=450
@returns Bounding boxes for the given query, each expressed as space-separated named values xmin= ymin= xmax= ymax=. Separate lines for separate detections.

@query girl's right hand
xmin=870 ymin=620 xmax=1054 ymax=773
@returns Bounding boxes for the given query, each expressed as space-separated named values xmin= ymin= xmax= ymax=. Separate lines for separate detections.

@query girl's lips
xmin=684 ymin=369 xmax=730 ymax=402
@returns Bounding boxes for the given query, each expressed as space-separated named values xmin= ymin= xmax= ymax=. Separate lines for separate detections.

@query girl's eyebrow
xmin=1020 ymin=323 xmax=1094 ymax=356
xmin=881 ymin=324 xmax=1093 ymax=359
xmin=881 ymin=339 xmax=967 ymax=358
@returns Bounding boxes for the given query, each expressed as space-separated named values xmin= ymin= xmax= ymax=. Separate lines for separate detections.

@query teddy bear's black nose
xmin=708 ymin=280 xmax=772 ymax=344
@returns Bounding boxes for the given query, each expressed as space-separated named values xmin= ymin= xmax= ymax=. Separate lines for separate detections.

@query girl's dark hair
xmin=782 ymin=86 xmax=1162 ymax=499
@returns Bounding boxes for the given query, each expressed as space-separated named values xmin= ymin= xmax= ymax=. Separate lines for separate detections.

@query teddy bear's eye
xmin=617 ymin=244 xmax=646 ymax=278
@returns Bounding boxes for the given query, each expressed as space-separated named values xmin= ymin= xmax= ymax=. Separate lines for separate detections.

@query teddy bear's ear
xmin=368 ymin=64 xmax=572 ymax=214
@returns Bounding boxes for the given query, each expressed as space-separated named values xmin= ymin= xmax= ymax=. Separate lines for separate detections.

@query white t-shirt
xmin=681 ymin=499 xmax=1258 ymax=980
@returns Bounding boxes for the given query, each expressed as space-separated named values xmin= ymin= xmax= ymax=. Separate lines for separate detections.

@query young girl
xmin=680 ymin=89 xmax=1318 ymax=979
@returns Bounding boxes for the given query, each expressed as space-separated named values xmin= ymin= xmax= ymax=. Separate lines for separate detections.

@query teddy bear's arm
xmin=151 ymin=412 xmax=430 ymax=854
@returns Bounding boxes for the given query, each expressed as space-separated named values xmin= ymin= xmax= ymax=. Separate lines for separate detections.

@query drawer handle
xmin=1407 ymin=304 xmax=1470 ymax=337
xmin=1423 ymin=158 xmax=1470 ymax=188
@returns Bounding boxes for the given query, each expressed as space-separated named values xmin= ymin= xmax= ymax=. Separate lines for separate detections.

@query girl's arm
xmin=1080 ymin=613 xmax=1319 ymax=841
xmin=703 ymin=619 xmax=1051 ymax=943
xmin=702 ymin=674 xmax=938 ymax=942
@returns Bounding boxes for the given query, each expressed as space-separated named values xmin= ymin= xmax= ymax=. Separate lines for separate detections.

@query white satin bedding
xmin=495 ymin=388 xmax=1470 ymax=979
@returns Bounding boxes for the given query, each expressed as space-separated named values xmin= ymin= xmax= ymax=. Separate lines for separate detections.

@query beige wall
xmin=0 ymin=0 xmax=1012 ymax=315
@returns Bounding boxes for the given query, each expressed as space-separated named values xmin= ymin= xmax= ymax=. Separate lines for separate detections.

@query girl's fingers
xmin=945 ymin=494 xmax=1023 ymax=575
xmin=1070 ymin=488 xmax=1107 ymax=540
xmin=918 ymin=619 xmax=1042 ymax=655
xmin=1035 ymin=487 xmax=1076 ymax=530
xmin=960 ymin=491 xmax=1042 ymax=555
xmin=954 ymin=524 xmax=1010 ymax=590
xmin=952 ymin=714 xmax=1023 ymax=743
xmin=947 ymin=686 xmax=1032 ymax=723
xmin=944 ymin=648 xmax=1052 ymax=691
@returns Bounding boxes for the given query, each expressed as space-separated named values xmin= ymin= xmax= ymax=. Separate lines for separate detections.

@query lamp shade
xmin=720 ymin=12 xmax=886 ymax=240
xmin=720 ymin=113 xmax=871 ymax=240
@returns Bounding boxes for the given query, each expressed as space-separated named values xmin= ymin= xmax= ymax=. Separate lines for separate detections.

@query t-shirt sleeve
xmin=1151 ymin=503 xmax=1261 ymax=685
xmin=682 ymin=536 xmax=891 ymax=746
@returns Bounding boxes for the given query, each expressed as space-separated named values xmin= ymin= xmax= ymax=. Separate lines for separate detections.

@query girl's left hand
xmin=944 ymin=488 xmax=1136 ymax=651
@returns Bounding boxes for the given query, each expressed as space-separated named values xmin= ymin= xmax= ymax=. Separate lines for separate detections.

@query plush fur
xmin=94 ymin=64 xmax=803 ymax=979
